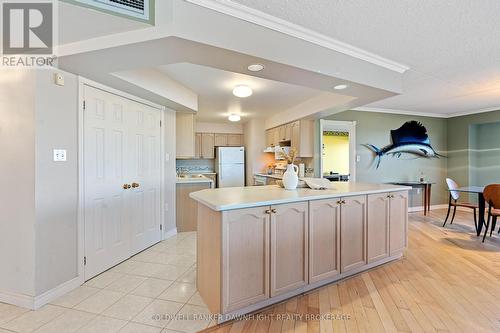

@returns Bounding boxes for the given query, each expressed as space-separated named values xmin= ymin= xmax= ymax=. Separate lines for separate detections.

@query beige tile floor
xmin=0 ymin=232 xmax=214 ymax=333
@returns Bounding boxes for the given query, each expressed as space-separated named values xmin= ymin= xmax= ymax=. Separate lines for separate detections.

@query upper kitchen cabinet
xmin=176 ymin=113 xmax=195 ymax=158
xmin=215 ymin=133 xmax=243 ymax=147
xmin=201 ymin=133 xmax=215 ymax=159
xmin=291 ymin=120 xmax=314 ymax=157
xmin=214 ymin=133 xmax=228 ymax=146
xmin=278 ymin=123 xmax=292 ymax=142
xmin=265 ymin=120 xmax=313 ymax=157
xmin=227 ymin=134 xmax=243 ymax=146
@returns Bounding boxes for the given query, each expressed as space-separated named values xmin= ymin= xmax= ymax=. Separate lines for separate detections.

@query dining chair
xmin=482 ymin=184 xmax=500 ymax=242
xmin=442 ymin=178 xmax=478 ymax=230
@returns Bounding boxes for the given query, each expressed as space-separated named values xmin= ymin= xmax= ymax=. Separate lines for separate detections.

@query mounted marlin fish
xmin=365 ymin=121 xmax=444 ymax=168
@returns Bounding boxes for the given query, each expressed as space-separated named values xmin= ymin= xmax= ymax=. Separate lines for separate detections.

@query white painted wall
xmin=0 ymin=70 xmax=37 ymax=297
xmin=0 ymin=68 xmax=178 ymax=307
xmin=163 ymin=109 xmax=177 ymax=234
xmin=243 ymin=119 xmax=275 ymax=185
xmin=113 ymin=68 xmax=198 ymax=112
xmin=195 ymin=121 xmax=243 ymax=134
xmin=34 ymin=69 xmax=79 ymax=295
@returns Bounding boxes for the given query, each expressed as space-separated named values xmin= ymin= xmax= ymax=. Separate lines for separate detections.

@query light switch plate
xmin=53 ymin=149 xmax=67 ymax=162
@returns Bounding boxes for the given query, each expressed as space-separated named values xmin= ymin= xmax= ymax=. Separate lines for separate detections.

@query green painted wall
xmin=319 ymin=109 xmax=500 ymax=208
xmin=468 ymin=122 xmax=500 ymax=186
xmin=324 ymin=111 xmax=448 ymax=207
xmin=447 ymin=110 xmax=500 ymax=188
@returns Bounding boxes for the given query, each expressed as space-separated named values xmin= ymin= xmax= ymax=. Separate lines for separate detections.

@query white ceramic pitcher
xmin=282 ymin=164 xmax=299 ymax=190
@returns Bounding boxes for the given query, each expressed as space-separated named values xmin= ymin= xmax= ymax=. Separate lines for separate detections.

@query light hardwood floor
xmin=203 ymin=209 xmax=500 ymax=333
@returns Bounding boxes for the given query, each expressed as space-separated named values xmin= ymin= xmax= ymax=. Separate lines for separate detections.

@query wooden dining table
xmin=449 ymin=186 xmax=486 ymax=236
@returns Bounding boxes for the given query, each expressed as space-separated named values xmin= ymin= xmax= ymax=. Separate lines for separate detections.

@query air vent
xmin=69 ymin=0 xmax=152 ymax=22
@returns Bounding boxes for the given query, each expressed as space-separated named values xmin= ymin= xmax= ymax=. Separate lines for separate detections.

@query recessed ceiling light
xmin=232 ymin=85 xmax=253 ymax=98
xmin=247 ymin=63 xmax=265 ymax=72
xmin=334 ymin=84 xmax=348 ymax=90
xmin=228 ymin=114 xmax=241 ymax=122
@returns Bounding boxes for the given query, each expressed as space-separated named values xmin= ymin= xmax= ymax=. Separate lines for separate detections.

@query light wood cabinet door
xmin=214 ymin=133 xmax=227 ymax=146
xmin=227 ymin=134 xmax=242 ymax=146
xmin=176 ymin=113 xmax=195 ymax=158
xmin=201 ymin=133 xmax=215 ymax=159
xmin=272 ymin=128 xmax=280 ymax=147
xmin=222 ymin=207 xmax=270 ymax=312
xmin=270 ymin=202 xmax=308 ymax=296
xmin=291 ymin=121 xmax=300 ymax=151
xmin=284 ymin=123 xmax=292 ymax=141
xmin=309 ymin=199 xmax=341 ymax=283
xmin=367 ymin=193 xmax=390 ymax=263
xmin=389 ymin=191 xmax=408 ymax=255
xmin=265 ymin=130 xmax=273 ymax=147
xmin=278 ymin=125 xmax=286 ymax=142
xmin=194 ymin=133 xmax=202 ymax=159
xmin=340 ymin=195 xmax=367 ymax=273
xmin=176 ymin=182 xmax=211 ymax=232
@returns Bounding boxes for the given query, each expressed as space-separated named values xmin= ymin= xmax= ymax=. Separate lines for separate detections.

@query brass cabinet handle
xmin=336 ymin=200 xmax=342 ymax=205
xmin=387 ymin=194 xmax=392 ymax=198
xmin=271 ymin=208 xmax=277 ymax=213
xmin=131 ymin=182 xmax=140 ymax=188
xmin=341 ymin=200 xmax=346 ymax=204
xmin=265 ymin=209 xmax=271 ymax=215
xmin=123 ymin=184 xmax=131 ymax=189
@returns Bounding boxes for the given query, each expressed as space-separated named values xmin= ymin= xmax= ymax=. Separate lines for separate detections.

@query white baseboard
xmin=33 ymin=276 xmax=82 ymax=309
xmin=0 ymin=276 xmax=82 ymax=310
xmin=408 ymin=204 xmax=448 ymax=212
xmin=408 ymin=204 xmax=479 ymax=213
xmin=163 ymin=227 xmax=177 ymax=240
xmin=0 ymin=289 xmax=36 ymax=309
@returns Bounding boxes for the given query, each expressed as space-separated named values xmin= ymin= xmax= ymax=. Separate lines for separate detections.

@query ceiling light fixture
xmin=228 ymin=114 xmax=241 ymax=122
xmin=247 ymin=63 xmax=265 ymax=72
xmin=334 ymin=84 xmax=348 ymax=90
xmin=232 ymin=85 xmax=253 ymax=98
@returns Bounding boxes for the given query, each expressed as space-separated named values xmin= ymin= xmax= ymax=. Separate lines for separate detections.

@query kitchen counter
xmin=193 ymin=181 xmax=410 ymax=321
xmin=190 ymin=182 xmax=409 ymax=211
xmin=254 ymin=173 xmax=283 ymax=179
xmin=176 ymin=175 xmax=213 ymax=184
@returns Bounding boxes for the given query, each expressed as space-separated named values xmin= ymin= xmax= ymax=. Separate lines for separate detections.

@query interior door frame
xmin=77 ymin=77 xmax=166 ymax=281
xmin=319 ymin=119 xmax=357 ymax=181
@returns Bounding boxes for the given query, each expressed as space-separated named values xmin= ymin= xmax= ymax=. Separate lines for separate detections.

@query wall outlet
xmin=356 ymin=155 xmax=361 ymax=162
xmin=53 ymin=149 xmax=67 ymax=162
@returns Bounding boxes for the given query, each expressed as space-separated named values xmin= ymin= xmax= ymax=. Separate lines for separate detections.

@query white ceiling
xmin=158 ymin=63 xmax=323 ymax=122
xmin=232 ymin=0 xmax=500 ymax=116
xmin=58 ymin=1 xmax=149 ymax=45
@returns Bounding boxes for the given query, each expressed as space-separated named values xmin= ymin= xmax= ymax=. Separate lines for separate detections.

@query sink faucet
xmin=176 ymin=167 xmax=188 ymax=178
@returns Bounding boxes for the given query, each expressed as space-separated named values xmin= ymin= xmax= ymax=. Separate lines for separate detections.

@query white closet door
xmin=128 ymin=99 xmax=162 ymax=254
xmin=83 ymin=86 xmax=130 ymax=279
xmin=83 ymin=86 xmax=162 ymax=280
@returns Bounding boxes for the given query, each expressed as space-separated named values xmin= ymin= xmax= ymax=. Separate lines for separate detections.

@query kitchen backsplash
xmin=176 ymin=159 xmax=215 ymax=173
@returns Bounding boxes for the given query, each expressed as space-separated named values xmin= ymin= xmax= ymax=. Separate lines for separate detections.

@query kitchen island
xmin=190 ymin=182 xmax=410 ymax=321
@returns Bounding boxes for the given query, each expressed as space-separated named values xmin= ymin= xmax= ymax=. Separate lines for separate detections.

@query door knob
xmin=123 ymin=184 xmax=131 ymax=189
xmin=131 ymin=182 xmax=140 ymax=188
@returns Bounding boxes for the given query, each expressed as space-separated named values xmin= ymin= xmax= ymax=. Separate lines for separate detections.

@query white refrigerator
xmin=215 ymin=147 xmax=245 ymax=188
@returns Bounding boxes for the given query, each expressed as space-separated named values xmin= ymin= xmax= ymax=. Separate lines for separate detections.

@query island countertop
xmin=189 ymin=182 xmax=410 ymax=211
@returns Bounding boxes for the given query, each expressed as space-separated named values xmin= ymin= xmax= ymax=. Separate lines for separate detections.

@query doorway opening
xmin=319 ymin=120 xmax=356 ymax=181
